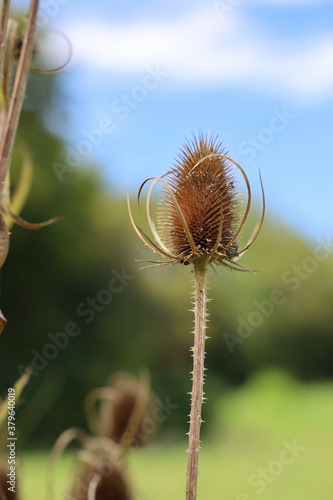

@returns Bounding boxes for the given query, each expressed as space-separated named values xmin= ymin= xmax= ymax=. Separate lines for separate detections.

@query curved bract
xmin=128 ymin=133 xmax=265 ymax=271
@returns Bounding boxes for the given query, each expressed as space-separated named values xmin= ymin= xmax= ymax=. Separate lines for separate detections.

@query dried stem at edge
xmin=186 ymin=257 xmax=208 ymax=500
xmin=0 ymin=0 xmax=40 ymax=197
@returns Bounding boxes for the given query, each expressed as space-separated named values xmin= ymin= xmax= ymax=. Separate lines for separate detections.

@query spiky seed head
xmin=70 ymin=461 xmax=132 ymax=500
xmin=100 ymin=372 xmax=156 ymax=448
xmin=158 ymin=134 xmax=240 ymax=264
xmin=128 ymin=132 xmax=265 ymax=270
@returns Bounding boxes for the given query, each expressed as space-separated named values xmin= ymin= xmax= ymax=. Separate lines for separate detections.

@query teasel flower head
xmin=128 ymin=133 xmax=265 ymax=272
xmin=49 ymin=372 xmax=153 ymax=500
xmin=85 ymin=371 xmax=156 ymax=449
xmin=69 ymin=450 xmax=133 ymax=500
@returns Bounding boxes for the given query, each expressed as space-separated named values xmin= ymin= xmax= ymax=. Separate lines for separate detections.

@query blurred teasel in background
xmin=49 ymin=371 xmax=157 ymax=500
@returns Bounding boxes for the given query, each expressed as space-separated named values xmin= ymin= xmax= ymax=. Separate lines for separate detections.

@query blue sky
xmin=13 ymin=0 xmax=333 ymax=243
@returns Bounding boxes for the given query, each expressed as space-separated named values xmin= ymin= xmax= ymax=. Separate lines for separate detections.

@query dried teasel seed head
xmin=128 ymin=132 xmax=265 ymax=271
xmin=159 ymin=134 xmax=241 ymax=264
xmin=70 ymin=459 xmax=133 ymax=500
xmin=100 ymin=371 xmax=155 ymax=448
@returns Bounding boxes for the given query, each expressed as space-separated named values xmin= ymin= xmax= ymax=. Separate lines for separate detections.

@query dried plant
xmin=0 ymin=0 xmax=66 ymax=331
xmin=67 ymin=442 xmax=133 ymax=500
xmin=48 ymin=371 xmax=157 ymax=500
xmin=85 ymin=371 xmax=155 ymax=448
xmin=128 ymin=133 xmax=265 ymax=499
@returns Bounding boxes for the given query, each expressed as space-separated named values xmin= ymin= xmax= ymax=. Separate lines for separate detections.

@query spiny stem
xmin=186 ymin=257 xmax=208 ymax=500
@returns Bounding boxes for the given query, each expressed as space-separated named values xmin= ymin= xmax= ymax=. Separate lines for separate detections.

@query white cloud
xmin=63 ymin=8 xmax=333 ymax=102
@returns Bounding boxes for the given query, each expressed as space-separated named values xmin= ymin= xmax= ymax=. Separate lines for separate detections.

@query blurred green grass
xmin=21 ymin=370 xmax=333 ymax=499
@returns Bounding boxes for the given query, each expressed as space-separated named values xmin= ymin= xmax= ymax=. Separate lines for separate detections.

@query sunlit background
xmin=1 ymin=1 xmax=333 ymax=499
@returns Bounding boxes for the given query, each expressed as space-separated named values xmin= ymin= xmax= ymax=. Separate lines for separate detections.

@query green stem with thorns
xmin=186 ymin=257 xmax=208 ymax=500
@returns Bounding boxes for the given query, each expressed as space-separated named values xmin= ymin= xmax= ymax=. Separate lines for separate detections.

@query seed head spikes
xmin=128 ymin=133 xmax=265 ymax=270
